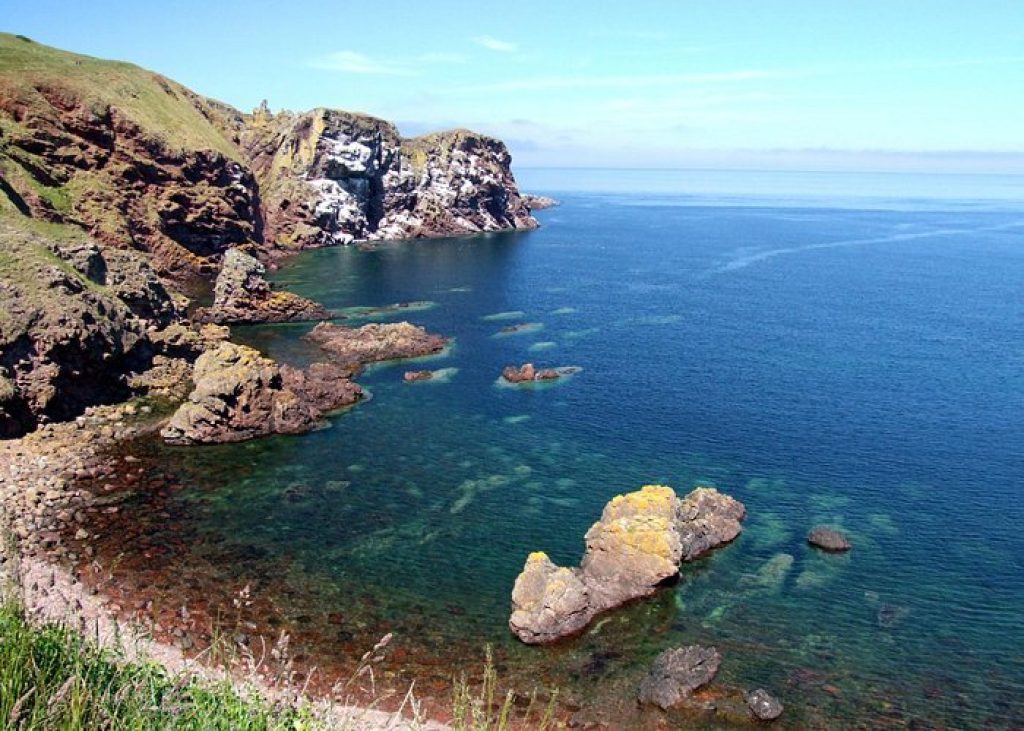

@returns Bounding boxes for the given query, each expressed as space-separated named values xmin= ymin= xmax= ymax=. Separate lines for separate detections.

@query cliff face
xmin=0 ymin=33 xmax=261 ymax=280
xmin=242 ymin=106 xmax=537 ymax=252
xmin=0 ymin=216 xmax=175 ymax=437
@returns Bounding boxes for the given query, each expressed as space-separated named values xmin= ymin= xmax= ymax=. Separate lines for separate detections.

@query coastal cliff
xmin=242 ymin=104 xmax=536 ymax=252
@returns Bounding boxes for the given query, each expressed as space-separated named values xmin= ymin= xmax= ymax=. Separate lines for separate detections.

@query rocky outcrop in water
xmin=509 ymin=485 xmax=745 ymax=644
xmin=194 ymin=248 xmax=330 ymax=324
xmin=523 ymin=194 xmax=559 ymax=210
xmin=807 ymin=526 xmax=852 ymax=552
xmin=161 ymin=342 xmax=361 ymax=444
xmin=637 ymin=646 xmax=721 ymax=710
xmin=307 ymin=321 xmax=449 ymax=367
xmin=242 ymin=106 xmax=537 ymax=252
xmin=501 ymin=363 xmax=561 ymax=383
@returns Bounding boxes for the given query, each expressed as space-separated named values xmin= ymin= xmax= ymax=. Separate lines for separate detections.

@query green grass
xmin=0 ymin=601 xmax=325 ymax=730
xmin=0 ymin=33 xmax=241 ymax=159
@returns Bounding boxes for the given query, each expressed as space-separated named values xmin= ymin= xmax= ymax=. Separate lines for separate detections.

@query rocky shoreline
xmin=0 ymin=401 xmax=446 ymax=730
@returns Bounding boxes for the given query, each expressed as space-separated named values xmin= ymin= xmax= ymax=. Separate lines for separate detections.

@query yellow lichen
xmin=527 ymin=551 xmax=549 ymax=563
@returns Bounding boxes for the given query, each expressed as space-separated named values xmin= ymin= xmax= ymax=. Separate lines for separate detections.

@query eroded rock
xmin=160 ymin=342 xmax=361 ymax=444
xmin=509 ymin=485 xmax=745 ymax=643
xmin=501 ymin=363 xmax=562 ymax=383
xmin=637 ymin=645 xmax=721 ymax=710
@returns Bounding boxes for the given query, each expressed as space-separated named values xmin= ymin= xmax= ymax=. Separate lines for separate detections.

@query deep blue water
xmin=99 ymin=170 xmax=1024 ymax=727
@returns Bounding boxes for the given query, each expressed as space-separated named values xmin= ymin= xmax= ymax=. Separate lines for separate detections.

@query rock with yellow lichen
xmin=509 ymin=485 xmax=745 ymax=644
xmin=509 ymin=552 xmax=592 ymax=644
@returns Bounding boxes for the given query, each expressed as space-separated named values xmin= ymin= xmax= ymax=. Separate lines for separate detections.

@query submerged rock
xmin=746 ymin=688 xmax=784 ymax=721
xmin=637 ymin=645 xmax=721 ymax=710
xmin=307 ymin=321 xmax=449 ymax=367
xmin=195 ymin=248 xmax=330 ymax=324
xmin=509 ymin=485 xmax=745 ymax=643
xmin=807 ymin=526 xmax=852 ymax=552
xmin=160 ymin=342 xmax=361 ymax=444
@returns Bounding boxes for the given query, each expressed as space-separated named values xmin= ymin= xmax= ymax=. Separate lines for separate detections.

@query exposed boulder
xmin=509 ymin=485 xmax=745 ymax=644
xmin=807 ymin=526 xmax=852 ymax=552
xmin=195 ymin=248 xmax=330 ymax=324
xmin=160 ymin=342 xmax=361 ymax=445
xmin=746 ymin=688 xmax=784 ymax=721
xmin=307 ymin=321 xmax=449 ymax=367
xmin=637 ymin=646 xmax=722 ymax=710
xmin=404 ymin=370 xmax=434 ymax=382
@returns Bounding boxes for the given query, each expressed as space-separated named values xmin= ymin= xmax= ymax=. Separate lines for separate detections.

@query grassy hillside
xmin=0 ymin=32 xmax=241 ymax=158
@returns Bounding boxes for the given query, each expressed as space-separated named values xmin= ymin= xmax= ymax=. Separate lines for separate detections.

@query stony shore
xmin=0 ymin=400 xmax=445 ymax=730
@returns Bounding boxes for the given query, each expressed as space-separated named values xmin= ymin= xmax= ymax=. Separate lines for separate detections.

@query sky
xmin=4 ymin=0 xmax=1024 ymax=172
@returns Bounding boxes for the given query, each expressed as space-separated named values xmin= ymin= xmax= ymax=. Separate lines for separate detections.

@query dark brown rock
xmin=637 ymin=646 xmax=721 ymax=710
xmin=807 ymin=526 xmax=852 ymax=552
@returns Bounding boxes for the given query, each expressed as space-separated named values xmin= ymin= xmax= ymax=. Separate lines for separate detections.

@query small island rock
xmin=807 ymin=526 xmax=852 ymax=552
xmin=637 ymin=646 xmax=722 ymax=710
xmin=404 ymin=370 xmax=434 ymax=382
xmin=307 ymin=321 xmax=449 ymax=367
xmin=502 ymin=363 xmax=562 ymax=383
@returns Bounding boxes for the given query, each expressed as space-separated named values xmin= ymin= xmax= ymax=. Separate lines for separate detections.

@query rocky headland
xmin=509 ymin=485 xmax=746 ymax=644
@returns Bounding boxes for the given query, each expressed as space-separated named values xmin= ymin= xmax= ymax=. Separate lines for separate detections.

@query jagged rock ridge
xmin=242 ymin=105 xmax=537 ymax=252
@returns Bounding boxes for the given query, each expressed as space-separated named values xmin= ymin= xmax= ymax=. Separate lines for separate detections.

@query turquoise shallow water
xmin=92 ymin=170 xmax=1024 ymax=727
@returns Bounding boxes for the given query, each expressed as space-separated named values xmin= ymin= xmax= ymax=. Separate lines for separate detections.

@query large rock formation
xmin=161 ymin=342 xmax=361 ymax=445
xmin=242 ymin=105 xmax=537 ymax=252
xmin=195 ymin=248 xmax=329 ymax=324
xmin=0 ymin=218 xmax=172 ymax=437
xmin=307 ymin=321 xmax=449 ymax=367
xmin=509 ymin=485 xmax=745 ymax=644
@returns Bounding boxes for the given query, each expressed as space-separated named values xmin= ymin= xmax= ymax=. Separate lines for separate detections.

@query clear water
xmin=87 ymin=170 xmax=1024 ymax=728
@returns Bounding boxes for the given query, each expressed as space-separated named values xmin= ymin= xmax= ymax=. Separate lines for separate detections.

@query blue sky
xmin=5 ymin=0 xmax=1024 ymax=171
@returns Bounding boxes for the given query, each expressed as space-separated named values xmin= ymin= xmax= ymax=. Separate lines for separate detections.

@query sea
xmin=85 ymin=168 xmax=1024 ymax=728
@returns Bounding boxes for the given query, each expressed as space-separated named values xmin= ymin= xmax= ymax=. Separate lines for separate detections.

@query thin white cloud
xmin=450 ymin=69 xmax=789 ymax=94
xmin=472 ymin=35 xmax=518 ymax=53
xmin=308 ymin=50 xmax=416 ymax=76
